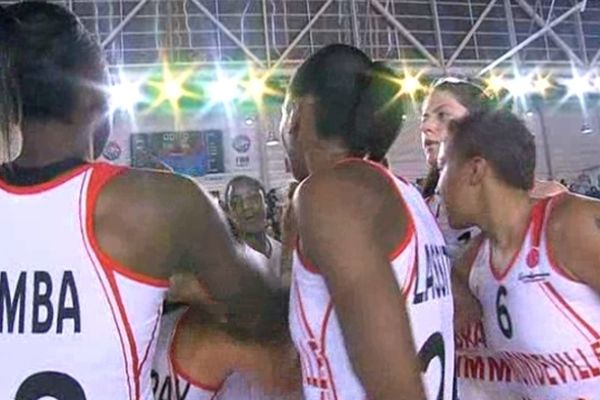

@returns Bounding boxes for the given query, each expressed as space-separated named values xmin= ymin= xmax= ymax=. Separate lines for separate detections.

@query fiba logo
xmin=102 ymin=141 xmax=122 ymax=161
xmin=232 ymin=135 xmax=251 ymax=154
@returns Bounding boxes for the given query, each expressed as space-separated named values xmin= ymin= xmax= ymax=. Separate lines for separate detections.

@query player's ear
xmin=467 ymin=156 xmax=487 ymax=186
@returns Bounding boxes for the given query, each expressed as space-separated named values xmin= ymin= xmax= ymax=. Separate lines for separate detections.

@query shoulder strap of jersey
xmin=87 ymin=162 xmax=128 ymax=202
xmin=324 ymin=157 xmax=416 ymax=261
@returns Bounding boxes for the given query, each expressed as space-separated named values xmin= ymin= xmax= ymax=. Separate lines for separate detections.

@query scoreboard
xmin=130 ymin=130 xmax=225 ymax=177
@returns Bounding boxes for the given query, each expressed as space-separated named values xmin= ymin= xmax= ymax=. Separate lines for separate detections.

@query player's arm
xmin=172 ymin=175 xmax=287 ymax=337
xmin=452 ymin=235 xmax=484 ymax=333
xmin=550 ymin=194 xmax=600 ymax=293
xmin=296 ymin=167 xmax=425 ymax=400
xmin=96 ymin=170 xmax=280 ymax=339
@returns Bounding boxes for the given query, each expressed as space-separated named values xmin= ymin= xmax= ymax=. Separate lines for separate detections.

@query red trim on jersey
xmin=542 ymin=194 xmax=582 ymax=283
xmin=296 ymin=158 xmax=416 ymax=275
xmin=78 ymin=176 xmax=133 ymax=400
xmin=538 ymin=282 xmax=591 ymax=342
xmin=104 ymin=269 xmax=142 ymax=398
xmin=489 ymin=199 xmax=546 ymax=282
xmin=320 ymin=301 xmax=339 ymax=400
xmin=293 ymin=281 xmax=321 ymax=381
xmin=138 ymin=307 xmax=162 ymax=378
xmin=85 ymin=163 xmax=170 ymax=288
xmin=169 ymin=309 xmax=224 ymax=392
xmin=543 ymin=282 xmax=600 ymax=340
xmin=0 ymin=163 xmax=92 ymax=194
xmin=296 ymin=236 xmax=320 ymax=275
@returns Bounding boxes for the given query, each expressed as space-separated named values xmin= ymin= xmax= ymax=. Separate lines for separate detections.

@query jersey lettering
xmin=0 ymin=270 xmax=81 ymax=334
xmin=414 ymin=245 xmax=451 ymax=305
xmin=151 ymin=369 xmax=191 ymax=400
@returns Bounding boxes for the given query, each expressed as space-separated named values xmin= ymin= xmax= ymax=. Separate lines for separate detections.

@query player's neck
xmin=306 ymin=141 xmax=352 ymax=175
xmin=14 ymin=121 xmax=90 ymax=168
xmin=481 ymin=189 xmax=535 ymax=251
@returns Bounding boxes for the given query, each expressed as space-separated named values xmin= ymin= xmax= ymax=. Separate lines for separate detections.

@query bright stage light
xmin=147 ymin=60 xmax=198 ymax=114
xmin=563 ymin=72 xmax=595 ymax=97
xmin=109 ymin=81 xmax=143 ymax=112
xmin=485 ymin=73 xmax=506 ymax=96
xmin=593 ymin=76 xmax=600 ymax=92
xmin=506 ymin=75 xmax=533 ymax=97
xmin=207 ymin=78 xmax=240 ymax=103
xmin=400 ymin=72 xmax=424 ymax=96
xmin=164 ymin=80 xmax=184 ymax=103
xmin=532 ymin=74 xmax=552 ymax=96
xmin=247 ymin=78 xmax=265 ymax=98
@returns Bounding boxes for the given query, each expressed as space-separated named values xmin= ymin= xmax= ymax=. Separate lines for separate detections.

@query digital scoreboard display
xmin=130 ymin=130 xmax=225 ymax=177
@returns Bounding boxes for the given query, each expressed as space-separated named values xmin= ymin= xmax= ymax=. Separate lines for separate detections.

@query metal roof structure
xmin=2 ymin=0 xmax=599 ymax=77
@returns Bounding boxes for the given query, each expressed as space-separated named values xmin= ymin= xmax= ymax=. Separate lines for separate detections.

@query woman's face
xmin=420 ymin=90 xmax=469 ymax=169
xmin=227 ymin=182 xmax=268 ymax=234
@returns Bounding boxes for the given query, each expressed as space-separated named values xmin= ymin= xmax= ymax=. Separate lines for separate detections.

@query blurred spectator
xmin=225 ymin=176 xmax=283 ymax=284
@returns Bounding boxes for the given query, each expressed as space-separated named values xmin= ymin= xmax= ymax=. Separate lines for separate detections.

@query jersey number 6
xmin=496 ymin=285 xmax=513 ymax=339
xmin=16 ymin=371 xmax=86 ymax=400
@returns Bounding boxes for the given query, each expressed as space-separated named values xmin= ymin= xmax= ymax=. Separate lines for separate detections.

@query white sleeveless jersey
xmin=468 ymin=195 xmax=600 ymax=400
xmin=152 ymin=307 xmax=221 ymax=400
xmin=426 ymin=194 xmax=480 ymax=261
xmin=153 ymin=306 xmax=293 ymax=400
xmin=0 ymin=162 xmax=168 ymax=400
xmin=289 ymin=159 xmax=456 ymax=400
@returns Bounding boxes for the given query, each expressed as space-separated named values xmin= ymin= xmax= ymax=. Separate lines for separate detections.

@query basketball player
xmin=225 ymin=176 xmax=283 ymax=285
xmin=280 ymin=43 xmax=455 ymax=399
xmin=0 ymin=3 xmax=279 ymax=399
xmin=153 ymin=276 xmax=301 ymax=400
xmin=421 ymin=79 xmax=568 ymax=399
xmin=421 ymin=78 xmax=566 ymax=260
xmin=439 ymin=110 xmax=600 ymax=399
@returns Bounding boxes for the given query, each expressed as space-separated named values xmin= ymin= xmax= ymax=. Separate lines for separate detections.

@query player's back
xmin=0 ymin=162 xmax=168 ymax=399
xmin=289 ymin=159 xmax=455 ymax=399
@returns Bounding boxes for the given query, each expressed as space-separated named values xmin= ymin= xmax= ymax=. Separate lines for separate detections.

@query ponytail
xmin=351 ymin=61 xmax=404 ymax=162
xmin=290 ymin=45 xmax=405 ymax=163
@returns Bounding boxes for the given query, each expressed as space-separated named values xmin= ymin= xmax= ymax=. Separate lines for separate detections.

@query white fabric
xmin=0 ymin=166 xmax=167 ymax=400
xmin=289 ymin=161 xmax=455 ymax=400
xmin=467 ymin=196 xmax=600 ymax=400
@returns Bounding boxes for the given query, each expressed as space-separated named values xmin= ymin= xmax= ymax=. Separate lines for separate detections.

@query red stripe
xmin=0 ymin=163 xmax=92 ymax=194
xmin=293 ymin=282 xmax=318 ymax=379
xmin=85 ymin=163 xmax=169 ymax=288
xmin=105 ymin=269 xmax=142 ymax=398
xmin=169 ymin=309 xmax=223 ymax=392
xmin=319 ymin=301 xmax=339 ymax=400
xmin=296 ymin=158 xmax=417 ymax=276
xmin=543 ymin=282 xmax=600 ymax=340
xmin=538 ymin=283 xmax=591 ymax=341
xmin=291 ymin=286 xmax=313 ymax=382
xmin=295 ymin=283 xmax=317 ymax=340
xmin=78 ymin=175 xmax=133 ymax=400
xmin=137 ymin=307 xmax=162 ymax=377
xmin=489 ymin=199 xmax=546 ymax=282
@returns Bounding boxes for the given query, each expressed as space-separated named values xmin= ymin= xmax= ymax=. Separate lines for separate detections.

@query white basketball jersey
xmin=152 ymin=307 xmax=220 ymax=400
xmin=426 ymin=194 xmax=480 ymax=261
xmin=468 ymin=195 xmax=600 ymax=400
xmin=0 ymin=162 xmax=168 ymax=399
xmin=289 ymin=159 xmax=456 ymax=400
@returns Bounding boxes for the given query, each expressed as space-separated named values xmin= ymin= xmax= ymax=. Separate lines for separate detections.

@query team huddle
xmin=1 ymin=2 xmax=600 ymax=400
